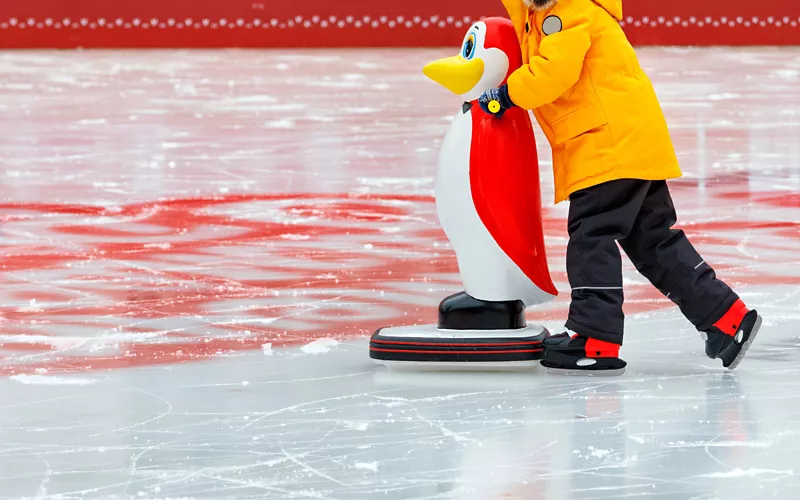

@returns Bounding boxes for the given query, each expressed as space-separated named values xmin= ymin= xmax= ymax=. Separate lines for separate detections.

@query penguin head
xmin=423 ymin=18 xmax=522 ymax=102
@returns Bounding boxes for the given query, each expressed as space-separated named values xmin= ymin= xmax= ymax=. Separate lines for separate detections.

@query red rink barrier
xmin=1 ymin=0 xmax=799 ymax=48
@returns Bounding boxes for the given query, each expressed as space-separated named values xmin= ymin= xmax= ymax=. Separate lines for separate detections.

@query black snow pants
xmin=565 ymin=179 xmax=739 ymax=345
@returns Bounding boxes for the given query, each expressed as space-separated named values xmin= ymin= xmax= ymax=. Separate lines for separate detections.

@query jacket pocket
xmin=550 ymin=102 xmax=609 ymax=145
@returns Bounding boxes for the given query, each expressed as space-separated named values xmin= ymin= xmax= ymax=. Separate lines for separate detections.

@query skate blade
xmin=726 ymin=314 xmax=763 ymax=371
xmin=542 ymin=366 xmax=626 ymax=377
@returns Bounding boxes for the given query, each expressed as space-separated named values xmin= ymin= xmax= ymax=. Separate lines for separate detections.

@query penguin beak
xmin=423 ymin=56 xmax=485 ymax=96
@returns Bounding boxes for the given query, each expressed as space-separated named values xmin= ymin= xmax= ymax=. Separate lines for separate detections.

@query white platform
xmin=375 ymin=323 xmax=547 ymax=339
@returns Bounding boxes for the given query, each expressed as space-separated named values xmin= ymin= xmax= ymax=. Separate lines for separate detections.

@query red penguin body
xmin=469 ymin=105 xmax=557 ymax=297
xmin=467 ymin=17 xmax=557 ymax=297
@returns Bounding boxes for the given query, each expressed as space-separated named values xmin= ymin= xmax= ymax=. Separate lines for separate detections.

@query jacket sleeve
xmin=507 ymin=14 xmax=592 ymax=110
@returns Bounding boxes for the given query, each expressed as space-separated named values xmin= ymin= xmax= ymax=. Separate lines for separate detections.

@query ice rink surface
xmin=1 ymin=47 xmax=800 ymax=499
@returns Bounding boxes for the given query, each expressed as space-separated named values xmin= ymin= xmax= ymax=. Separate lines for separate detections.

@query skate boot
xmin=702 ymin=299 xmax=762 ymax=370
xmin=541 ymin=333 xmax=627 ymax=376
xmin=438 ymin=292 xmax=526 ymax=330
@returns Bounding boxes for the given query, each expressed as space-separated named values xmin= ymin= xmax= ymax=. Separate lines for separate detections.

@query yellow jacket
xmin=502 ymin=0 xmax=682 ymax=203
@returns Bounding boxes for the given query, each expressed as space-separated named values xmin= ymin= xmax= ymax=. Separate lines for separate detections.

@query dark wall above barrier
xmin=1 ymin=0 xmax=799 ymax=48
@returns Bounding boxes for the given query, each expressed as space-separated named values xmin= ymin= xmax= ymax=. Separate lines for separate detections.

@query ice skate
xmin=540 ymin=333 xmax=627 ymax=376
xmin=702 ymin=300 xmax=763 ymax=370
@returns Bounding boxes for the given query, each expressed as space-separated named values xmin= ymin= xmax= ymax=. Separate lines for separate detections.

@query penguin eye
xmin=462 ymin=32 xmax=477 ymax=60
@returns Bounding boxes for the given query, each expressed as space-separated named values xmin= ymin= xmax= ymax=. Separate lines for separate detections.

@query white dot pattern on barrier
xmin=617 ymin=15 xmax=800 ymax=28
xmin=0 ymin=15 xmax=798 ymax=31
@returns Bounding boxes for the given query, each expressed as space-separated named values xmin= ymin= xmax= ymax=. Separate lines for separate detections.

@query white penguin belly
xmin=435 ymin=111 xmax=551 ymax=306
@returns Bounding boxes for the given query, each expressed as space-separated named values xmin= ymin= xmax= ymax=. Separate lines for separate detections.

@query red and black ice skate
xmin=540 ymin=334 xmax=627 ymax=376
xmin=702 ymin=300 xmax=762 ymax=370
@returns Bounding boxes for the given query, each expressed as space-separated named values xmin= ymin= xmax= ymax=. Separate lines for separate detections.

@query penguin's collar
xmin=462 ymin=102 xmax=473 ymax=114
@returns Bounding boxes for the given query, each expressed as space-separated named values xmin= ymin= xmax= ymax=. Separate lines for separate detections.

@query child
xmin=478 ymin=0 xmax=762 ymax=375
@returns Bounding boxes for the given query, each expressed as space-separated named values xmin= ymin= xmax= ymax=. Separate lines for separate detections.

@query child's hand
xmin=478 ymin=84 xmax=516 ymax=118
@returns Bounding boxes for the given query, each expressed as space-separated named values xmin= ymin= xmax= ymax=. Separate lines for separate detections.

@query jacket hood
xmin=592 ymin=0 xmax=623 ymax=21
xmin=526 ymin=0 xmax=623 ymax=20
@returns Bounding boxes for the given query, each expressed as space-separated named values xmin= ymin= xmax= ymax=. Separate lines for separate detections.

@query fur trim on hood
xmin=522 ymin=0 xmax=623 ymax=20
xmin=523 ymin=0 xmax=557 ymax=10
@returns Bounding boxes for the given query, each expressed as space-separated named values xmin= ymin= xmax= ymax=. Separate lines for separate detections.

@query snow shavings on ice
xmin=300 ymin=338 xmax=339 ymax=354
xmin=665 ymin=440 xmax=773 ymax=448
xmin=342 ymin=421 xmax=371 ymax=431
xmin=589 ymin=447 xmax=613 ymax=459
xmin=699 ymin=468 xmax=794 ymax=479
xmin=264 ymin=119 xmax=295 ymax=129
xmin=17 ymin=299 xmax=44 ymax=313
xmin=143 ymin=242 xmax=171 ymax=250
xmin=356 ymin=176 xmax=434 ymax=188
xmin=261 ymin=343 xmax=273 ymax=356
xmin=10 ymin=374 xmax=97 ymax=386
xmin=0 ymin=334 xmax=87 ymax=350
xmin=354 ymin=462 xmax=378 ymax=472
xmin=279 ymin=233 xmax=311 ymax=241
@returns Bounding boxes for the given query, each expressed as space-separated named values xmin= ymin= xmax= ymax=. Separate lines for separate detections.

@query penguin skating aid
xmin=372 ymin=290 xmax=550 ymax=368
xmin=369 ymin=18 xmax=557 ymax=369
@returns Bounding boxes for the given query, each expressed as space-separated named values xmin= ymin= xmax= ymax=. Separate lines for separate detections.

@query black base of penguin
xmin=438 ymin=292 xmax=527 ymax=330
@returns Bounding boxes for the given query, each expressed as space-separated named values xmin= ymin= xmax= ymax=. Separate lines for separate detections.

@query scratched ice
xmin=1 ymin=48 xmax=800 ymax=499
